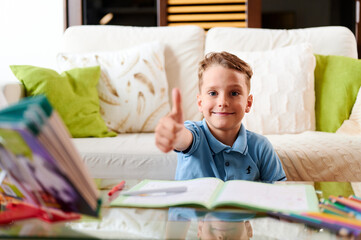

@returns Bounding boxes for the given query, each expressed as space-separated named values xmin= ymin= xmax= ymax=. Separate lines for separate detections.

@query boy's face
xmin=197 ymin=65 xmax=253 ymax=135
xmin=197 ymin=219 xmax=253 ymax=240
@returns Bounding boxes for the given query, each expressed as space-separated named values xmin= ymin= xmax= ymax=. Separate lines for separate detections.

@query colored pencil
xmin=324 ymin=199 xmax=361 ymax=220
xmin=304 ymin=212 xmax=361 ymax=228
xmin=108 ymin=181 xmax=126 ymax=196
xmin=268 ymin=212 xmax=361 ymax=236
xmin=349 ymin=195 xmax=361 ymax=204
xmin=319 ymin=204 xmax=355 ymax=218
xmin=329 ymin=195 xmax=361 ymax=213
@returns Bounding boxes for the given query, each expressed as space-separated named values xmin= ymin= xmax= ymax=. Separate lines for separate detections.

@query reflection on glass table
xmin=0 ymin=179 xmax=360 ymax=239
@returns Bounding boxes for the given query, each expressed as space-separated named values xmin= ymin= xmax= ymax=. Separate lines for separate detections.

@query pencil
xmin=108 ymin=181 xmax=126 ymax=196
xmin=325 ymin=200 xmax=361 ymax=220
xmin=268 ymin=212 xmax=361 ymax=236
xmin=329 ymin=195 xmax=361 ymax=213
xmin=120 ymin=186 xmax=187 ymax=196
xmin=304 ymin=212 xmax=361 ymax=228
xmin=349 ymin=195 xmax=361 ymax=204
xmin=319 ymin=204 xmax=355 ymax=218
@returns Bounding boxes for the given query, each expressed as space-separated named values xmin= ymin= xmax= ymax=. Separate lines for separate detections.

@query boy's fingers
xmin=155 ymin=128 xmax=177 ymax=153
xmin=156 ymin=136 xmax=174 ymax=153
xmin=171 ymin=88 xmax=183 ymax=123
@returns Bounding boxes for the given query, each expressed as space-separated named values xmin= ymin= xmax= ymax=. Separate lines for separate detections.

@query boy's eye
xmin=231 ymin=91 xmax=240 ymax=96
xmin=208 ymin=91 xmax=217 ymax=96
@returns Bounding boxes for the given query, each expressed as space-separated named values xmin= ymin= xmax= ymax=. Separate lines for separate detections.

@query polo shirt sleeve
xmin=179 ymin=121 xmax=201 ymax=155
xmin=258 ymin=138 xmax=287 ymax=183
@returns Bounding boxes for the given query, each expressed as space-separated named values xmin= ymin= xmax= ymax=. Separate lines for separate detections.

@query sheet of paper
xmin=215 ymin=181 xmax=318 ymax=212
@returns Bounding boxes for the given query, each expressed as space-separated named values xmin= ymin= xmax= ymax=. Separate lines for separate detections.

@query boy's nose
xmin=218 ymin=95 xmax=229 ymax=107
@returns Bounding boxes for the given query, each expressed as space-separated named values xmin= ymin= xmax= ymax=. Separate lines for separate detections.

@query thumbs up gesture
xmin=155 ymin=88 xmax=192 ymax=153
xmin=169 ymin=87 xmax=184 ymax=124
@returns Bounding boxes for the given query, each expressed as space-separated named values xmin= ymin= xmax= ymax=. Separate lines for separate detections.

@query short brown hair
xmin=198 ymin=51 xmax=253 ymax=92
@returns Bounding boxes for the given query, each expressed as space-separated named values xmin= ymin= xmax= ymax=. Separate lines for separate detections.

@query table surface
xmin=1 ymin=179 xmax=361 ymax=240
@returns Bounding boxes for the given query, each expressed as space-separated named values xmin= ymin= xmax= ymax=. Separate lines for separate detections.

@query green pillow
xmin=10 ymin=65 xmax=116 ymax=138
xmin=314 ymin=54 xmax=361 ymax=132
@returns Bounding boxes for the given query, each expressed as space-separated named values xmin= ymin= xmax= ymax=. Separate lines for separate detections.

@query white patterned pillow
xmin=233 ymin=43 xmax=316 ymax=135
xmin=57 ymin=42 xmax=170 ymax=133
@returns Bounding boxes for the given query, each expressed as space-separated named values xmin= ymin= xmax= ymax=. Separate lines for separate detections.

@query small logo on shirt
xmin=246 ymin=166 xmax=251 ymax=174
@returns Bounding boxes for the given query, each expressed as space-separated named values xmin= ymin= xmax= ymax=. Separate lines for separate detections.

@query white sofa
xmin=3 ymin=25 xmax=361 ymax=181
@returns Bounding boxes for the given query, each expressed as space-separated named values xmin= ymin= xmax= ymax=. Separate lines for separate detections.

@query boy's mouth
xmin=212 ymin=111 xmax=235 ymax=116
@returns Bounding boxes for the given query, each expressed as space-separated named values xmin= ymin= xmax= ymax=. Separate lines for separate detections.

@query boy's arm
xmin=155 ymin=88 xmax=193 ymax=153
xmin=259 ymin=138 xmax=287 ymax=182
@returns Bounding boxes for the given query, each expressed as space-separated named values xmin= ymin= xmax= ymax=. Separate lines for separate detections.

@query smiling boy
xmin=155 ymin=52 xmax=286 ymax=182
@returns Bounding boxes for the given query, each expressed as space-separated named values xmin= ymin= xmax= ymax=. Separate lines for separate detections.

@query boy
xmin=155 ymin=52 xmax=286 ymax=182
xmin=166 ymin=207 xmax=254 ymax=239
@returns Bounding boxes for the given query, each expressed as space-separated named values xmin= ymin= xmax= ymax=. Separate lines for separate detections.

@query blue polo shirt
xmin=175 ymin=119 xmax=286 ymax=182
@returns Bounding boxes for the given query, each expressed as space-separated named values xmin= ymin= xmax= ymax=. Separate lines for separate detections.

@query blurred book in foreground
xmin=0 ymin=95 xmax=99 ymax=218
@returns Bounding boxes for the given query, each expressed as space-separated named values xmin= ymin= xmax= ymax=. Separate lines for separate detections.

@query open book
xmin=111 ymin=178 xmax=319 ymax=213
xmin=0 ymin=95 xmax=99 ymax=217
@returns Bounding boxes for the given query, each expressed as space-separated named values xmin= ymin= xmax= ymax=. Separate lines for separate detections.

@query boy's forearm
xmin=174 ymin=127 xmax=193 ymax=152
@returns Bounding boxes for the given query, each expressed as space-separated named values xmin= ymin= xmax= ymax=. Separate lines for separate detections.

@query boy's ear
xmin=197 ymin=221 xmax=204 ymax=238
xmin=245 ymin=221 xmax=253 ymax=238
xmin=245 ymin=94 xmax=253 ymax=113
xmin=197 ymin=94 xmax=203 ymax=113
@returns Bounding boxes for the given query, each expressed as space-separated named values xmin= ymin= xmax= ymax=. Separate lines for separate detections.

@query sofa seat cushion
xmin=72 ymin=133 xmax=177 ymax=179
xmin=267 ymin=131 xmax=361 ymax=181
xmin=73 ymin=132 xmax=361 ymax=182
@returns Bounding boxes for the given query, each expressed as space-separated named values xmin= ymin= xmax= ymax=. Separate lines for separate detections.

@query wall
xmin=0 ymin=0 xmax=64 ymax=86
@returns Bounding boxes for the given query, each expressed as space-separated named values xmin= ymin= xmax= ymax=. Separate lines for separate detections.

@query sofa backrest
xmin=3 ymin=26 xmax=358 ymax=124
xmin=60 ymin=25 xmax=205 ymax=122
xmin=205 ymin=26 xmax=357 ymax=58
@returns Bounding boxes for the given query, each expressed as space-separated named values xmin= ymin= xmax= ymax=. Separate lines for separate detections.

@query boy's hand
xmin=170 ymin=87 xmax=184 ymax=124
xmin=155 ymin=88 xmax=191 ymax=153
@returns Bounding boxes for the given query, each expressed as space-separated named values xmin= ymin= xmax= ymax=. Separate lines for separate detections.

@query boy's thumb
xmin=171 ymin=88 xmax=183 ymax=123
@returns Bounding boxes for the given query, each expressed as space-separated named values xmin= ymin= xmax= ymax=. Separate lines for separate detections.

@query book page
xmin=213 ymin=181 xmax=319 ymax=213
xmin=111 ymin=178 xmax=223 ymax=209
xmin=38 ymin=112 xmax=98 ymax=209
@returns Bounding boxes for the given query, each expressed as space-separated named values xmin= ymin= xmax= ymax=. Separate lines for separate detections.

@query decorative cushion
xmin=57 ymin=42 xmax=170 ymax=133
xmin=315 ymin=54 xmax=361 ymax=132
xmin=336 ymin=87 xmax=361 ymax=135
xmin=231 ymin=43 xmax=316 ymax=135
xmin=10 ymin=65 xmax=116 ymax=138
xmin=205 ymin=27 xmax=358 ymax=59
xmin=61 ymin=25 xmax=205 ymax=122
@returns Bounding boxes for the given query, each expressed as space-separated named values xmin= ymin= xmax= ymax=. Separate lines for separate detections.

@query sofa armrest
xmin=2 ymin=83 xmax=24 ymax=105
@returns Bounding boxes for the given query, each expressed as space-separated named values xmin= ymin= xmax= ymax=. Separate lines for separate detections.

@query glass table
xmin=1 ymin=179 xmax=360 ymax=240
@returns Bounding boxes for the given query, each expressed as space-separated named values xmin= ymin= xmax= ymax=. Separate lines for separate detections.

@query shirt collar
xmin=202 ymin=118 xmax=248 ymax=155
